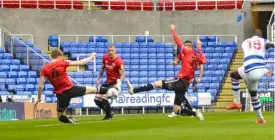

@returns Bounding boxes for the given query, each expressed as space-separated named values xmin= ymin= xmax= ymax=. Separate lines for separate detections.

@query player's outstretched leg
xmin=227 ymin=71 xmax=242 ymax=110
xmin=127 ymin=80 xmax=162 ymax=95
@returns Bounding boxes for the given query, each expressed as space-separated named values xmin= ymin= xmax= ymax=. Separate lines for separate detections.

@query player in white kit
xmin=238 ymin=29 xmax=274 ymax=124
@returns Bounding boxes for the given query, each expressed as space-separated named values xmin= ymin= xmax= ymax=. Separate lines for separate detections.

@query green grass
xmin=0 ymin=112 xmax=274 ymax=140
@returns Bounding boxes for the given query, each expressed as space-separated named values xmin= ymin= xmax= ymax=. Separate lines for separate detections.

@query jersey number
xmin=248 ymin=39 xmax=262 ymax=50
xmin=51 ymin=69 xmax=60 ymax=79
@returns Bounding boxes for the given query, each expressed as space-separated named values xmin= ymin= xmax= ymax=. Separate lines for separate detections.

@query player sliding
xmin=239 ymin=29 xmax=274 ymax=124
xmin=94 ymin=45 xmax=125 ymax=120
xmin=168 ymin=47 xmax=204 ymax=118
xmin=127 ymin=24 xmax=206 ymax=120
xmin=35 ymin=49 xmax=121 ymax=124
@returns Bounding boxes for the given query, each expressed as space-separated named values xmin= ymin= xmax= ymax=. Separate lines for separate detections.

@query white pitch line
xmin=34 ymin=119 xmax=127 ymax=127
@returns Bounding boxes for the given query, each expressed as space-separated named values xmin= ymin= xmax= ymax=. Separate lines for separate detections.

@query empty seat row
xmin=0 ymin=59 xmax=20 ymax=65
xmin=1 ymin=0 xmax=83 ymax=9
xmin=0 ymin=84 xmax=53 ymax=91
xmin=0 ymin=65 xmax=31 ymax=72
xmin=0 ymin=53 xmax=13 ymax=59
xmin=0 ymin=78 xmax=45 ymax=85
xmin=159 ymin=1 xmax=242 ymax=10
xmin=0 ymin=71 xmax=37 ymax=78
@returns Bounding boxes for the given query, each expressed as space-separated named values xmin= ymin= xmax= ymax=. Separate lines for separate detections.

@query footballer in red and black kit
xmin=126 ymin=24 xmax=207 ymax=120
xmin=36 ymin=49 xmax=121 ymax=124
xmin=94 ymin=45 xmax=125 ymax=120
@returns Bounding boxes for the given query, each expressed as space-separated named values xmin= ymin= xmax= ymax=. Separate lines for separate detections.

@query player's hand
xmin=170 ymin=24 xmax=175 ymax=31
xmin=197 ymin=77 xmax=202 ymax=83
xmin=196 ymin=39 xmax=202 ymax=49
xmin=266 ymin=70 xmax=273 ymax=76
xmin=91 ymin=53 xmax=97 ymax=58
xmin=95 ymin=79 xmax=100 ymax=86
xmin=170 ymin=61 xmax=177 ymax=65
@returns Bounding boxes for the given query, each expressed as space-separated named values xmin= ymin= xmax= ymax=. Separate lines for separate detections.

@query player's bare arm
xmin=36 ymin=74 xmax=45 ymax=104
xmin=170 ymin=24 xmax=183 ymax=48
xmin=197 ymin=64 xmax=204 ymax=83
xmin=197 ymin=39 xmax=207 ymax=64
xmin=96 ymin=65 xmax=105 ymax=85
xmin=69 ymin=53 xmax=96 ymax=66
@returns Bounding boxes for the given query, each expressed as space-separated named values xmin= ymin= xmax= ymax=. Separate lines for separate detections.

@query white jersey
xmin=241 ymin=36 xmax=268 ymax=73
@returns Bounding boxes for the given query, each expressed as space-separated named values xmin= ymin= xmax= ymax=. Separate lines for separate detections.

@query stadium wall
xmin=0 ymin=9 xmax=250 ymax=50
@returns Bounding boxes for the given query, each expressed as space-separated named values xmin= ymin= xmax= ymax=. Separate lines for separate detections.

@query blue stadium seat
xmin=166 ymin=65 xmax=174 ymax=71
xmin=141 ymin=59 xmax=149 ymax=64
xmin=0 ymin=48 xmax=5 ymax=53
xmin=78 ymin=47 xmax=87 ymax=53
xmin=28 ymin=71 xmax=37 ymax=78
xmin=4 ymin=53 xmax=13 ymax=59
xmin=84 ymin=78 xmax=93 ymax=85
xmin=122 ymin=42 xmax=131 ymax=48
xmin=11 ymin=59 xmax=20 ymax=65
xmin=84 ymin=71 xmax=93 ymax=78
xmin=148 ymin=48 xmax=157 ymax=53
xmin=46 ymin=97 xmax=52 ymax=102
xmin=68 ymin=72 xmax=75 ymax=78
xmin=148 ymin=42 xmax=157 ymax=47
xmin=166 ymin=71 xmax=174 ymax=77
xmin=157 ymin=53 xmax=165 ymax=58
xmin=209 ymin=83 xmax=220 ymax=89
xmin=0 ymin=79 xmax=5 ymax=85
xmin=205 ymin=48 xmax=214 ymax=53
xmin=75 ymin=72 xmax=84 ymax=78
xmin=15 ymin=85 xmax=25 ymax=91
xmin=207 ymin=89 xmax=218 ymax=97
xmin=0 ymin=91 xmax=9 ymax=95
xmin=207 ymin=65 xmax=217 ymax=70
xmin=269 ymin=82 xmax=274 ymax=88
xmin=44 ymin=91 xmax=54 ymax=97
xmin=61 ymin=42 xmax=70 ymax=49
xmin=215 ymin=47 xmax=224 ymax=53
xmin=202 ymin=77 xmax=211 ymax=83
xmin=132 ymin=42 xmax=139 ymax=48
xmin=139 ymin=65 xmax=148 ymax=71
xmin=27 ymin=78 xmax=36 ymax=84
xmin=149 ymin=71 xmax=157 ymax=77
xmin=211 ymin=77 xmax=222 ymax=83
xmin=212 ymin=53 xmax=222 ymax=59
xmin=215 ymin=70 xmax=225 ymax=76
xmin=208 ymin=36 xmax=217 ymax=42
xmin=0 ymin=85 xmax=7 ymax=91
xmin=0 ymin=65 xmax=9 ymax=72
xmin=18 ymin=71 xmax=27 ymax=78
xmin=6 ymin=78 xmax=15 ymax=85
xmin=17 ymin=78 xmax=27 ymax=84
xmin=52 ymin=97 xmax=57 ymax=102
xmin=70 ymin=42 xmax=79 ymax=48
xmin=20 ymin=65 xmax=29 ymax=71
xmin=8 ymin=71 xmax=17 ymax=78
xmin=225 ymin=47 xmax=235 ymax=53
xmin=10 ymin=65 xmax=20 ymax=71
xmin=140 ymin=71 xmax=148 ymax=77
xmin=204 ymin=71 xmax=214 ymax=77
xmin=148 ymin=53 xmax=156 ymax=59
xmin=217 ymin=41 xmax=226 ymax=47
xmin=158 ymin=71 xmax=166 ymax=77
xmin=219 ymin=59 xmax=230 ymax=64
xmin=130 ymin=78 xmax=139 ymax=84
xmin=131 ymin=65 xmax=139 ymax=71
xmin=157 ymin=59 xmax=166 ymax=65
xmin=130 ymin=71 xmax=139 ymax=77
xmin=165 ymin=53 xmax=173 ymax=59
xmin=139 ymin=77 xmax=148 ymax=83
xmin=78 ymin=42 xmax=88 ymax=48
xmin=209 ymin=59 xmax=218 ymax=64
xmin=149 ymin=65 xmax=157 ymax=71
xmin=227 ymin=41 xmax=237 ymax=47
xmin=199 ymin=36 xmax=208 ymax=42
xmin=207 ymin=42 xmax=216 ymax=47
xmin=204 ymin=53 xmax=212 ymax=59
xmin=1 ymin=59 xmax=11 ymax=65
xmin=26 ymin=84 xmax=35 ymax=91
xmin=45 ymin=84 xmax=54 ymax=91
xmin=217 ymin=64 xmax=227 ymax=70
xmin=76 ymin=78 xmax=84 ymax=84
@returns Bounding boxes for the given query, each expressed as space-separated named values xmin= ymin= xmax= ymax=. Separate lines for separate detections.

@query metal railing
xmin=0 ymin=27 xmax=80 ymax=85
xmin=0 ymin=0 xmax=244 ymax=10
xmin=267 ymin=10 xmax=274 ymax=42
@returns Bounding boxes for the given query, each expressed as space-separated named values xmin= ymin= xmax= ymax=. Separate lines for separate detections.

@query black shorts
xmin=162 ymin=78 xmax=189 ymax=106
xmin=56 ymin=86 xmax=86 ymax=112
xmin=101 ymin=81 xmax=117 ymax=88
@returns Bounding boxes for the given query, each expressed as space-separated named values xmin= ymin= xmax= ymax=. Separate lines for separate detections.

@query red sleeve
xmin=171 ymin=30 xmax=188 ymax=54
xmin=61 ymin=59 xmax=70 ymax=68
xmin=197 ymin=49 xmax=207 ymax=64
xmin=40 ymin=67 xmax=46 ymax=77
xmin=117 ymin=58 xmax=124 ymax=70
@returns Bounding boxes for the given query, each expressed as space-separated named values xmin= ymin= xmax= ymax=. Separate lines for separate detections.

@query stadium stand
xmin=0 ymin=0 xmax=243 ymax=10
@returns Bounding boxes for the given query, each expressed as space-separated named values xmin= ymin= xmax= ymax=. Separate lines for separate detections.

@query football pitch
xmin=0 ymin=112 xmax=274 ymax=140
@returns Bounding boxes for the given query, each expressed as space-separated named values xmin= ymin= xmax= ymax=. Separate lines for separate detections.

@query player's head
xmin=184 ymin=40 xmax=193 ymax=49
xmin=108 ymin=45 xmax=116 ymax=59
xmin=51 ymin=49 xmax=63 ymax=60
xmin=253 ymin=29 xmax=263 ymax=38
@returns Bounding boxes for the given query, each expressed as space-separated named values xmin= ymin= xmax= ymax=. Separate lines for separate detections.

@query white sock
xmin=251 ymin=96 xmax=264 ymax=120
xmin=232 ymin=79 xmax=241 ymax=104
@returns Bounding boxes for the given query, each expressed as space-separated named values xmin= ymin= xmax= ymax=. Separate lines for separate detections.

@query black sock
xmin=133 ymin=83 xmax=155 ymax=93
xmin=59 ymin=115 xmax=70 ymax=123
xmin=94 ymin=96 xmax=105 ymax=111
xmin=183 ymin=97 xmax=192 ymax=110
xmin=102 ymin=98 xmax=112 ymax=116
xmin=177 ymin=109 xmax=196 ymax=116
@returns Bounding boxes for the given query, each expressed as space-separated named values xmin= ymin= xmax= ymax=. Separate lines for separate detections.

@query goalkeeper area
xmin=0 ymin=112 xmax=274 ymax=140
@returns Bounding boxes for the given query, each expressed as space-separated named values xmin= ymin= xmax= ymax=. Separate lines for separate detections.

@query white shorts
xmin=244 ymin=68 xmax=268 ymax=91
xmin=237 ymin=66 xmax=245 ymax=79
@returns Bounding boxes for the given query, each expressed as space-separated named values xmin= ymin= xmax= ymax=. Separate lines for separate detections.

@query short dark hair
xmin=184 ymin=40 xmax=192 ymax=44
xmin=51 ymin=49 xmax=63 ymax=59
xmin=253 ymin=29 xmax=262 ymax=37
